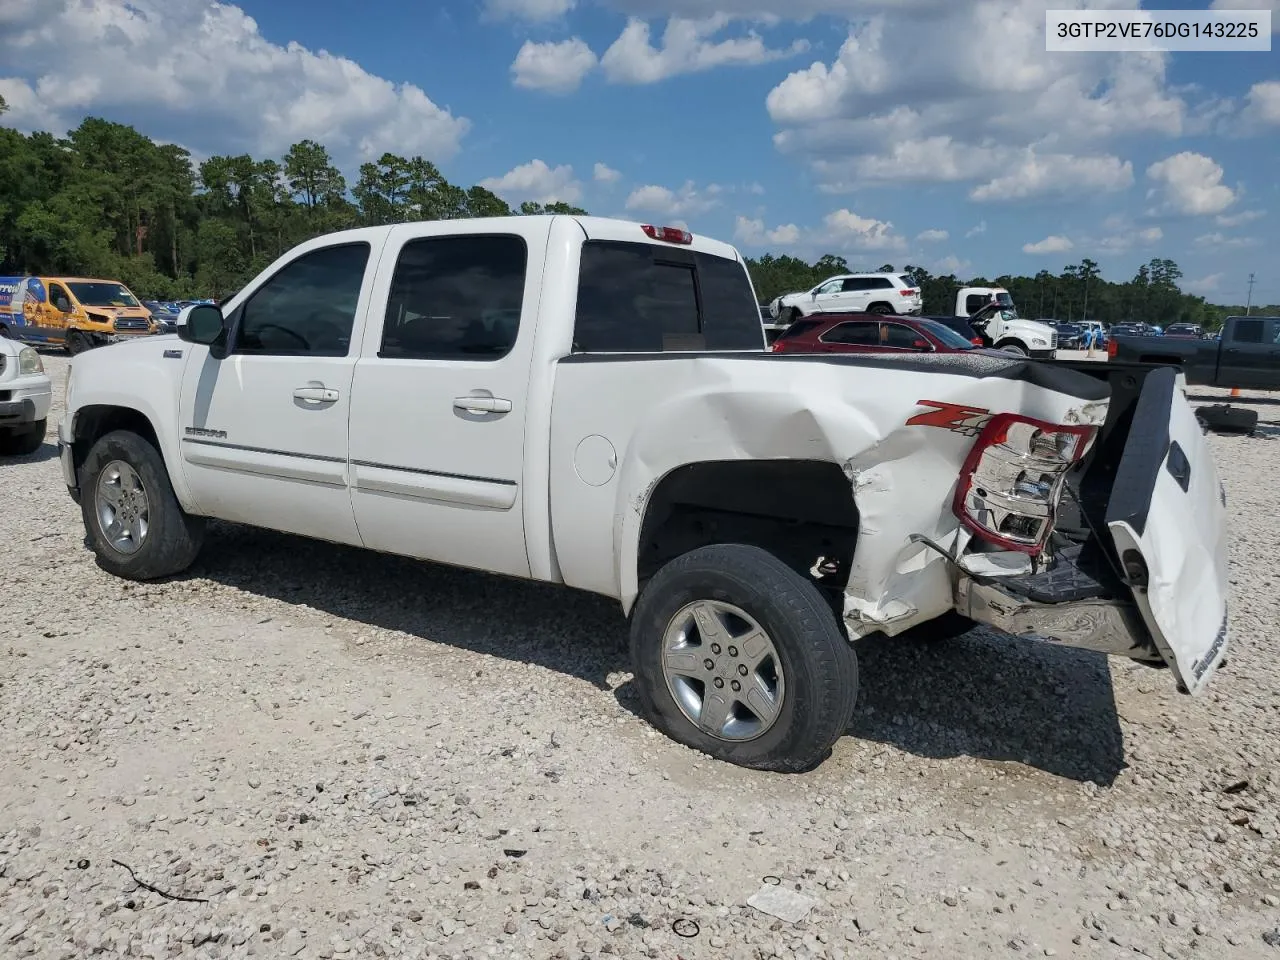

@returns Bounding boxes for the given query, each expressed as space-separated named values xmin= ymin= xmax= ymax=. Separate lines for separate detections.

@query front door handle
xmin=453 ymin=396 xmax=512 ymax=414
xmin=294 ymin=386 xmax=339 ymax=402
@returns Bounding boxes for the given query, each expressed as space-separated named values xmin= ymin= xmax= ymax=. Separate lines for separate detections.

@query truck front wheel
xmin=997 ymin=341 xmax=1029 ymax=357
xmin=629 ymin=544 xmax=859 ymax=773
xmin=79 ymin=429 xmax=205 ymax=581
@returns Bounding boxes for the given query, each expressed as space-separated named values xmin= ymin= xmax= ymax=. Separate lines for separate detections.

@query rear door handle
xmin=453 ymin=396 xmax=512 ymax=414
xmin=294 ymin=386 xmax=339 ymax=402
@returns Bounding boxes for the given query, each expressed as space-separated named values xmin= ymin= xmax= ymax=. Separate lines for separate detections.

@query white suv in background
xmin=770 ymin=273 xmax=923 ymax=323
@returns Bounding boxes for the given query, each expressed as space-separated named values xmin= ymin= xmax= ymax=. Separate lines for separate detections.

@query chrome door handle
xmin=453 ymin=396 xmax=512 ymax=413
xmin=294 ymin=386 xmax=339 ymax=402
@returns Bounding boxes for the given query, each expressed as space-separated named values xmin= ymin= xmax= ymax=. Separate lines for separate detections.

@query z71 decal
xmin=905 ymin=401 xmax=994 ymax=437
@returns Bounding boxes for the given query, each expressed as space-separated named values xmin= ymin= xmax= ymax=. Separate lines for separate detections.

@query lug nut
xmin=728 ymin=646 xmax=738 ymax=657
xmin=730 ymin=680 xmax=741 ymax=692
xmin=713 ymin=677 xmax=725 ymax=688
xmin=710 ymin=643 xmax=721 ymax=654
xmin=703 ymin=658 xmax=715 ymax=671
xmin=738 ymin=664 xmax=748 ymax=676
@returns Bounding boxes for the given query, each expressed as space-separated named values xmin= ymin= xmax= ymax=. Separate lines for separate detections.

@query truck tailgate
xmin=1104 ymin=366 xmax=1230 ymax=694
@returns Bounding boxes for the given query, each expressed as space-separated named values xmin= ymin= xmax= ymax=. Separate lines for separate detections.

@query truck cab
xmin=0 ymin=276 xmax=157 ymax=353
xmin=955 ymin=287 xmax=1057 ymax=359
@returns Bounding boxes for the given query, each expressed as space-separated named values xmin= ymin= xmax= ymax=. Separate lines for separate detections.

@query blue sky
xmin=1 ymin=0 xmax=1276 ymax=304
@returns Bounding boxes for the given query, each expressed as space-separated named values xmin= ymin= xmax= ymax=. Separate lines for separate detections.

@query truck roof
xmin=286 ymin=215 xmax=745 ymax=265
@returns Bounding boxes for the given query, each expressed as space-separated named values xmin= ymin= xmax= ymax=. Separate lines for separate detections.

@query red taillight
xmin=641 ymin=224 xmax=693 ymax=244
xmin=1106 ymin=338 xmax=1118 ymax=358
xmin=899 ymin=288 xmax=917 ymax=297
xmin=971 ymin=337 xmax=984 ymax=347
xmin=952 ymin=413 xmax=1097 ymax=555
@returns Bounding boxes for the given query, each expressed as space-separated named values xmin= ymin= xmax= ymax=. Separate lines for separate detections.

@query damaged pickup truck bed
xmin=56 ymin=215 xmax=1231 ymax=772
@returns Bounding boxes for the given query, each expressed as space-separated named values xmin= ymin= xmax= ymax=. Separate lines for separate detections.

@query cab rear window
xmin=573 ymin=241 xmax=763 ymax=352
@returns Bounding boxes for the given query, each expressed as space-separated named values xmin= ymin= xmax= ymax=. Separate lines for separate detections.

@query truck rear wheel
xmin=629 ymin=544 xmax=858 ymax=773
xmin=79 ymin=429 xmax=205 ymax=581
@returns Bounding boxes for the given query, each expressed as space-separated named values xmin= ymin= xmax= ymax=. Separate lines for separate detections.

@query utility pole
xmin=1245 ymin=273 xmax=1255 ymax=315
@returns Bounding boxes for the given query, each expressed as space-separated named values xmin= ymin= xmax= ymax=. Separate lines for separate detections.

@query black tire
xmin=0 ymin=325 xmax=10 ymax=338
xmin=998 ymin=341 xmax=1029 ymax=357
xmin=79 ymin=429 xmax=205 ymax=580
xmin=0 ymin=420 xmax=47 ymax=456
xmin=867 ymin=303 xmax=894 ymax=316
xmin=66 ymin=331 xmax=90 ymax=355
xmin=785 ymin=307 xmax=802 ymax=325
xmin=1195 ymin=404 xmax=1257 ymax=434
xmin=629 ymin=543 xmax=859 ymax=773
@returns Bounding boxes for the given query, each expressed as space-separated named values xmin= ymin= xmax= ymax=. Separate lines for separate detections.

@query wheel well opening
xmin=71 ymin=405 xmax=161 ymax=475
xmin=637 ymin=460 xmax=859 ymax=613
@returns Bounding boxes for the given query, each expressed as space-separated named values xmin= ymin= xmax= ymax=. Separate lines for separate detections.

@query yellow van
xmin=0 ymin=276 xmax=157 ymax=354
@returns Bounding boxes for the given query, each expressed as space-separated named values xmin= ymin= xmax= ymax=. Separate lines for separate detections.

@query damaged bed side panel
xmin=545 ymin=352 xmax=1108 ymax=631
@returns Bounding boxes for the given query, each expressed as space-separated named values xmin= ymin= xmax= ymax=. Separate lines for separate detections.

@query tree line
xmin=0 ymin=106 xmax=585 ymax=300
xmin=0 ymin=101 xmax=1270 ymax=327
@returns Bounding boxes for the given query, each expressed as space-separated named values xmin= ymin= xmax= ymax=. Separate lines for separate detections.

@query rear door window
xmin=821 ymin=321 xmax=879 ymax=345
xmin=1231 ymin=318 xmax=1265 ymax=344
xmin=573 ymin=240 xmax=761 ymax=352
xmin=379 ymin=234 xmax=528 ymax=361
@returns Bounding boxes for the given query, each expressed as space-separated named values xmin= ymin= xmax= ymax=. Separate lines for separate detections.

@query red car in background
xmin=771 ymin=313 xmax=987 ymax=354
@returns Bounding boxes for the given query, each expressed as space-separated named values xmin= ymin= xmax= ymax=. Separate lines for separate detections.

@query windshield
xmin=917 ymin=318 xmax=975 ymax=349
xmin=67 ymin=282 xmax=140 ymax=307
xmin=992 ymin=292 xmax=1019 ymax=319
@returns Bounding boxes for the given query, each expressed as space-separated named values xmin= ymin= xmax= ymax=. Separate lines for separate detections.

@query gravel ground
xmin=2 ymin=352 xmax=1278 ymax=960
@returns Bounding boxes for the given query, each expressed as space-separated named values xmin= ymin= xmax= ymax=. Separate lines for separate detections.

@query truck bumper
xmin=954 ymin=543 xmax=1160 ymax=661
xmin=0 ymin=383 xmax=52 ymax=425
xmin=1029 ymin=348 xmax=1057 ymax=360
xmin=59 ymin=418 xmax=80 ymax=501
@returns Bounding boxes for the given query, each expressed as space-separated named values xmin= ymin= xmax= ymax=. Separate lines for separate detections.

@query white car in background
xmin=770 ymin=273 xmax=923 ymax=323
xmin=0 ymin=337 xmax=52 ymax=456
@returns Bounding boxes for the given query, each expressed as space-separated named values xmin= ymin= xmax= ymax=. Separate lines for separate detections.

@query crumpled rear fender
xmin=610 ymin=355 xmax=1108 ymax=636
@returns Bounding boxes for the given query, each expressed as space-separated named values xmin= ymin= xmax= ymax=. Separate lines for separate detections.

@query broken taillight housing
xmin=952 ymin=414 xmax=1097 ymax=555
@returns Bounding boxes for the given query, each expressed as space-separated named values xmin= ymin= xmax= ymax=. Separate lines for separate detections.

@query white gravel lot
xmin=2 ymin=352 xmax=1278 ymax=960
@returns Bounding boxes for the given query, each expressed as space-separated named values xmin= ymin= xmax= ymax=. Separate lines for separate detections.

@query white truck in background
xmin=56 ymin=215 xmax=1229 ymax=773
xmin=948 ymin=286 xmax=1058 ymax=359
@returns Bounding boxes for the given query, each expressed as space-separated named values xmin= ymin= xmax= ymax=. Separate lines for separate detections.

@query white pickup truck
xmin=57 ymin=215 xmax=1230 ymax=772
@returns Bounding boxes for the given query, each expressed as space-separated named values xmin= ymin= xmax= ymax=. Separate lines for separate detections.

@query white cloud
xmin=1023 ymin=235 xmax=1074 ymax=255
xmin=934 ymin=255 xmax=972 ymax=276
xmin=479 ymin=160 xmax=582 ymax=204
xmin=733 ymin=216 xmax=801 ymax=246
xmin=916 ymin=229 xmax=949 ymax=243
xmin=1184 ymin=272 xmax=1225 ymax=295
xmin=624 ymin=180 xmax=721 ymax=217
xmin=965 ymin=221 xmax=988 ymax=239
xmin=1098 ymin=225 xmax=1162 ymax=252
xmin=1241 ymin=81 xmax=1280 ymax=126
xmin=763 ymin=3 xmax=1197 ymax=196
xmin=1216 ymin=209 xmax=1265 ymax=227
xmin=822 ymin=209 xmax=906 ymax=252
xmin=601 ymin=15 xmax=808 ymax=84
xmin=483 ymin=0 xmax=575 ymax=21
xmin=1208 ymin=0 xmax=1279 ymax=32
xmin=1194 ymin=233 xmax=1261 ymax=249
xmin=970 ymin=151 xmax=1133 ymax=202
xmin=0 ymin=0 xmax=468 ymax=164
xmin=511 ymin=38 xmax=598 ymax=93
xmin=1146 ymin=152 xmax=1237 ymax=216
xmin=593 ymin=162 xmax=622 ymax=184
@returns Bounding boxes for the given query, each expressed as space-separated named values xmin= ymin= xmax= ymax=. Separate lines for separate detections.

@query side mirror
xmin=178 ymin=303 xmax=226 ymax=347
